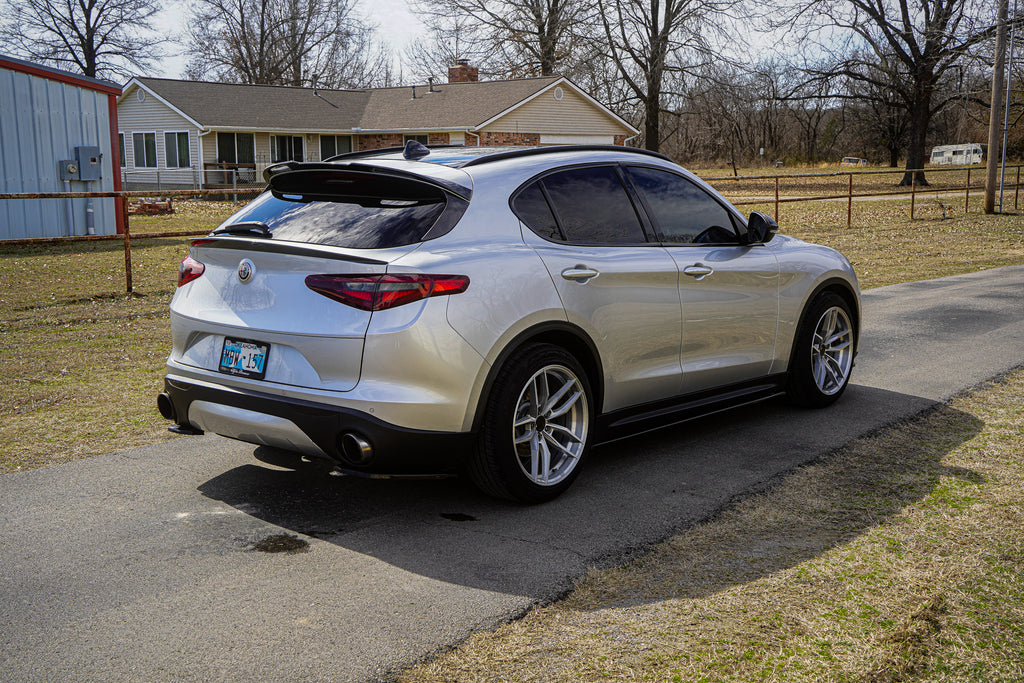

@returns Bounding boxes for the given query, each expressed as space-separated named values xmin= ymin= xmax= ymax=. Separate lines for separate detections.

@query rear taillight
xmin=305 ymin=274 xmax=470 ymax=311
xmin=178 ymin=255 xmax=205 ymax=287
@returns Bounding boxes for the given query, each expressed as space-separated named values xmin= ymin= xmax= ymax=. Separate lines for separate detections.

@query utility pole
xmin=985 ymin=0 xmax=1009 ymax=214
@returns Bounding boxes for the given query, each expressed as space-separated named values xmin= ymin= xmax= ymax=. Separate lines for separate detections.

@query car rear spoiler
xmin=264 ymin=161 xmax=473 ymax=202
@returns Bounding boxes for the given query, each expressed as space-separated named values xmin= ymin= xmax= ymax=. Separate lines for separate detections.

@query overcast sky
xmin=152 ymin=0 xmax=427 ymax=80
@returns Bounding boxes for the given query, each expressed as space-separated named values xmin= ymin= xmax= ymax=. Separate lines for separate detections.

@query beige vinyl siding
xmin=117 ymin=88 xmax=200 ymax=186
xmin=479 ymin=86 xmax=629 ymax=137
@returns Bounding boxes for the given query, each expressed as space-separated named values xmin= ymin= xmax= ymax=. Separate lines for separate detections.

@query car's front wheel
xmin=786 ymin=291 xmax=856 ymax=408
xmin=469 ymin=343 xmax=592 ymax=503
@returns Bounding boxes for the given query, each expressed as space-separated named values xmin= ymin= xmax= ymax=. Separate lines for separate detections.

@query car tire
xmin=786 ymin=291 xmax=856 ymax=408
xmin=469 ymin=343 xmax=593 ymax=503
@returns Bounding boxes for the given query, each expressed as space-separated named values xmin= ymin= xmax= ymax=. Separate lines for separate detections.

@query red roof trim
xmin=0 ymin=56 xmax=121 ymax=95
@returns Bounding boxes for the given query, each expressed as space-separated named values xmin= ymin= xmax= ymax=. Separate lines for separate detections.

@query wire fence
xmin=1 ymin=164 xmax=1020 ymax=294
xmin=120 ymin=167 xmax=266 ymax=192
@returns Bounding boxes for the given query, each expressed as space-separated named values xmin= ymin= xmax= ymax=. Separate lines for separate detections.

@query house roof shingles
xmin=134 ymin=76 xmax=564 ymax=132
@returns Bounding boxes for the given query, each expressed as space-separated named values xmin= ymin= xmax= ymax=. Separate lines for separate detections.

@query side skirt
xmin=594 ymin=374 xmax=788 ymax=445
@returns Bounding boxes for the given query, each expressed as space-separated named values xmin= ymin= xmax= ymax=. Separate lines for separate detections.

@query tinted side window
xmin=512 ymin=183 xmax=561 ymax=240
xmin=541 ymin=166 xmax=647 ymax=244
xmin=627 ymin=167 xmax=737 ymax=244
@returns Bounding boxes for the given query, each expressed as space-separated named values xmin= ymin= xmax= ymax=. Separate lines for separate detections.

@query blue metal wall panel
xmin=0 ymin=64 xmax=117 ymax=239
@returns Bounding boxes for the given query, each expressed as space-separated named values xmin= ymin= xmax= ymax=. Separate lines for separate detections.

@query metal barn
xmin=0 ymin=54 xmax=123 ymax=240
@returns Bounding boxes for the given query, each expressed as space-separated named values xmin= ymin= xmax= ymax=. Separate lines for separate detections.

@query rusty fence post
xmin=774 ymin=176 xmax=779 ymax=223
xmin=847 ymin=173 xmax=853 ymax=228
xmin=965 ymin=168 xmax=971 ymax=213
xmin=911 ymin=174 xmax=916 ymax=219
xmin=1016 ymin=166 xmax=1020 ymax=211
xmin=121 ymin=196 xmax=133 ymax=294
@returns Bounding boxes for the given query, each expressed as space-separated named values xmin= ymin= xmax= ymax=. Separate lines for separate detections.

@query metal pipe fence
xmin=0 ymin=187 xmax=261 ymax=293
xmin=704 ymin=164 xmax=1022 ymax=228
xmin=2 ymin=165 xmax=1020 ymax=294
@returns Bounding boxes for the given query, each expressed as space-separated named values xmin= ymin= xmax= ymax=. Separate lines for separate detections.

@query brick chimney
xmin=448 ymin=59 xmax=479 ymax=83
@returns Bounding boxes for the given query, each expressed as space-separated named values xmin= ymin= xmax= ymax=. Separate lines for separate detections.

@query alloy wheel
xmin=512 ymin=364 xmax=589 ymax=486
xmin=811 ymin=306 xmax=854 ymax=395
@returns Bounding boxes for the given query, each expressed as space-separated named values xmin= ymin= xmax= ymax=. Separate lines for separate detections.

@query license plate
xmin=219 ymin=338 xmax=270 ymax=379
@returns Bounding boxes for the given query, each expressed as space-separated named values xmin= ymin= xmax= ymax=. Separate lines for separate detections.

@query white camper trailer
xmin=930 ymin=144 xmax=984 ymax=165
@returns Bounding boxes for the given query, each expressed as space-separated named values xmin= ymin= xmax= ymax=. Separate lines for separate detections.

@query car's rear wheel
xmin=786 ymin=291 xmax=855 ymax=407
xmin=469 ymin=343 xmax=592 ymax=503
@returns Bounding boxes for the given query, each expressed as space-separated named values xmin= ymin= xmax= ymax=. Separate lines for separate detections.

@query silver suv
xmin=158 ymin=144 xmax=860 ymax=502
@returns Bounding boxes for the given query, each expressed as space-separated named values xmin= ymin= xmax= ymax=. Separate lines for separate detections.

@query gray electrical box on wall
xmin=75 ymin=146 xmax=102 ymax=181
xmin=58 ymin=159 xmax=80 ymax=180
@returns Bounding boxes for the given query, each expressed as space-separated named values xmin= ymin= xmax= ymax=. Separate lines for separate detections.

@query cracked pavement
xmin=2 ymin=265 xmax=1024 ymax=682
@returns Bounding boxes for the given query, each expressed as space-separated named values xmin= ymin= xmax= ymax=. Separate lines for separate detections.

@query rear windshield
xmin=217 ymin=171 xmax=455 ymax=249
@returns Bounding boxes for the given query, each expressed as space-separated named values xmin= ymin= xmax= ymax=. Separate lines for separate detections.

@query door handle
xmin=683 ymin=263 xmax=714 ymax=281
xmin=561 ymin=265 xmax=599 ymax=283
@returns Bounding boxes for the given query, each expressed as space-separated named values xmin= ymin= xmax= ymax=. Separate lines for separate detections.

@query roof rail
xmin=458 ymin=144 xmax=670 ymax=167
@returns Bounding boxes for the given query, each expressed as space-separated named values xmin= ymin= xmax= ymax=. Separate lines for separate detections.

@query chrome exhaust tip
xmin=338 ymin=432 xmax=373 ymax=466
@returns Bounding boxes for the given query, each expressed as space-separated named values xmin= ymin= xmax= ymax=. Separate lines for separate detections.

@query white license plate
xmin=219 ymin=338 xmax=270 ymax=379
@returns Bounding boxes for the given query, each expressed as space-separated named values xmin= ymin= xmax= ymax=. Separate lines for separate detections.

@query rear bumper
xmin=161 ymin=377 xmax=474 ymax=476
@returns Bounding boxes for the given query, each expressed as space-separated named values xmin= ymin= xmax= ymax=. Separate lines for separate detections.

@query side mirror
xmin=745 ymin=211 xmax=778 ymax=244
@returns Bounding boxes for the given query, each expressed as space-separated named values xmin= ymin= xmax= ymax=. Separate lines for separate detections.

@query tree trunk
xmin=899 ymin=88 xmax=932 ymax=186
xmin=644 ymin=69 xmax=662 ymax=152
xmin=644 ymin=94 xmax=660 ymax=152
xmin=644 ymin=22 xmax=669 ymax=154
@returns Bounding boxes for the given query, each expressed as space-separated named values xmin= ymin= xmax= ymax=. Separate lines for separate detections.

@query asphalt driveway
xmin=2 ymin=265 xmax=1023 ymax=682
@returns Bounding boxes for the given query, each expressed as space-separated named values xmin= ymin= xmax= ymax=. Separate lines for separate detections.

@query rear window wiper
xmin=212 ymin=221 xmax=272 ymax=238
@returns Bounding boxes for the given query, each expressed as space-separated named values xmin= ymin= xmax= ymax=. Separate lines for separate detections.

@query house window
xmin=404 ymin=134 xmax=429 ymax=145
xmin=133 ymin=132 xmax=157 ymax=168
xmin=118 ymin=133 xmax=125 ymax=168
xmin=216 ymin=132 xmax=256 ymax=164
xmin=164 ymin=132 xmax=191 ymax=168
xmin=271 ymin=135 xmax=304 ymax=162
xmin=320 ymin=135 xmax=352 ymax=160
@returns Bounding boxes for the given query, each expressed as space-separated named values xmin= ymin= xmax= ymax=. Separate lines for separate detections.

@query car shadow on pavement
xmin=197 ymin=383 xmax=983 ymax=601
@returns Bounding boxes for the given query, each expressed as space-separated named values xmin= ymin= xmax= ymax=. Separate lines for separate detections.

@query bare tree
xmin=185 ymin=0 xmax=388 ymax=87
xmin=598 ymin=0 xmax=737 ymax=152
xmin=778 ymin=0 xmax=1006 ymax=185
xmin=775 ymin=65 xmax=846 ymax=163
xmin=841 ymin=55 xmax=912 ymax=166
xmin=402 ymin=15 xmax=491 ymax=82
xmin=409 ymin=0 xmax=595 ymax=78
xmin=0 ymin=0 xmax=166 ymax=78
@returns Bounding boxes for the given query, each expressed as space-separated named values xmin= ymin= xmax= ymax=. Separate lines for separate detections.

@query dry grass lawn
xmin=402 ymin=369 xmax=1024 ymax=682
xmin=757 ymin=202 xmax=1024 ymax=289
xmin=0 ymin=201 xmax=239 ymax=471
